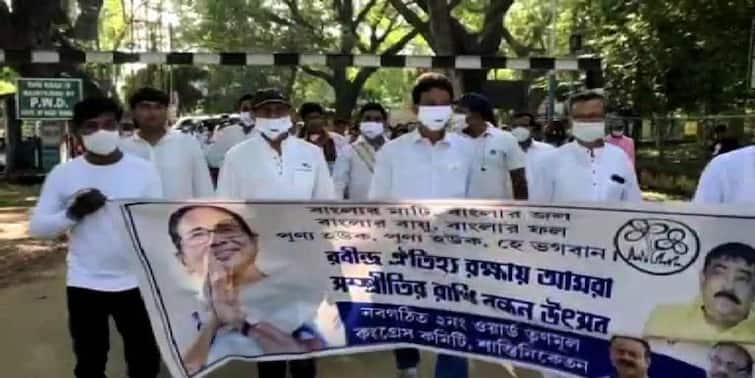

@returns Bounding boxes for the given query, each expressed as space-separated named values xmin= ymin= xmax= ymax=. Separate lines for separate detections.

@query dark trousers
xmin=258 ymin=360 xmax=316 ymax=378
xmin=394 ymin=348 xmax=420 ymax=370
xmin=67 ymin=286 xmax=161 ymax=378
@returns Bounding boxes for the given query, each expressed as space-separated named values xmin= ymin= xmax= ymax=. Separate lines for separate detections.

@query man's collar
xmin=411 ymin=129 xmax=452 ymax=146
xmin=134 ymin=128 xmax=175 ymax=145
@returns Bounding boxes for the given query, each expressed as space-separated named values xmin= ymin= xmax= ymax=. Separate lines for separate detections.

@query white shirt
xmin=333 ymin=136 xmax=387 ymax=200
xmin=369 ymin=130 xmax=474 ymax=200
xmin=217 ymin=136 xmax=335 ymax=200
xmin=329 ymin=131 xmax=350 ymax=151
xmin=694 ymin=146 xmax=755 ymax=204
xmin=120 ymin=130 xmax=214 ymax=199
xmin=462 ymin=126 xmax=526 ymax=199
xmin=29 ymin=155 xmax=163 ymax=291
xmin=530 ymin=142 xmax=642 ymax=203
xmin=524 ymin=141 xmax=555 ymax=186
xmin=206 ymin=123 xmax=257 ymax=168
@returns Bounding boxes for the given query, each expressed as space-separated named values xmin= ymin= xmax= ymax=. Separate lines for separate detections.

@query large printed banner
xmin=114 ymin=200 xmax=755 ymax=378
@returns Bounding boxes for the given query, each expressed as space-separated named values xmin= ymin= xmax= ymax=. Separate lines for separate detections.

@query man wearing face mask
xmin=206 ymin=94 xmax=258 ymax=182
xmin=333 ymin=102 xmax=389 ymax=200
xmin=510 ymin=112 xmax=555 ymax=187
xmin=29 ymin=97 xmax=163 ymax=378
xmin=369 ymin=73 xmax=473 ymax=378
xmin=605 ymin=121 xmax=635 ymax=166
xmin=119 ymin=87 xmax=214 ymax=200
xmin=530 ymin=91 xmax=642 ymax=203
xmin=216 ymin=89 xmax=334 ymax=377
xmin=455 ymin=93 xmax=528 ymax=200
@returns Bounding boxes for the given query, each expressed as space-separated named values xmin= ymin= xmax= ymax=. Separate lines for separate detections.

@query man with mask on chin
xmin=369 ymin=72 xmax=474 ymax=378
xmin=29 ymin=97 xmax=163 ymax=378
xmin=216 ymin=88 xmax=334 ymax=378
xmin=510 ymin=112 xmax=554 ymax=187
xmin=530 ymin=91 xmax=642 ymax=203
xmin=207 ymin=94 xmax=258 ymax=182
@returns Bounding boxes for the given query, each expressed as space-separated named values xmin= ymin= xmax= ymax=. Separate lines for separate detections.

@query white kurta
xmin=694 ymin=146 xmax=755 ymax=204
xmin=216 ymin=136 xmax=335 ymax=200
xmin=333 ymin=136 xmax=387 ymax=200
xmin=462 ymin=126 xmax=527 ymax=199
xmin=119 ymin=130 xmax=214 ymax=199
xmin=530 ymin=142 xmax=642 ymax=203
xmin=206 ymin=124 xmax=257 ymax=169
xmin=369 ymin=130 xmax=474 ymax=200
xmin=524 ymin=141 xmax=555 ymax=187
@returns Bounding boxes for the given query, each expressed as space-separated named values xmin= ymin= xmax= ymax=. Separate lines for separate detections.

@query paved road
xmin=0 ymin=263 xmax=543 ymax=378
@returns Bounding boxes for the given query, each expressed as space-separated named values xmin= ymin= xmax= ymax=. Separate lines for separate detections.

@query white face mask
xmin=511 ymin=127 xmax=531 ymax=143
xmin=571 ymin=121 xmax=606 ymax=143
xmin=610 ymin=129 xmax=624 ymax=137
xmin=256 ymin=116 xmax=291 ymax=141
xmin=449 ymin=113 xmax=467 ymax=133
xmin=240 ymin=111 xmax=254 ymax=126
xmin=359 ymin=122 xmax=384 ymax=139
xmin=417 ymin=105 xmax=453 ymax=131
xmin=82 ymin=130 xmax=120 ymax=155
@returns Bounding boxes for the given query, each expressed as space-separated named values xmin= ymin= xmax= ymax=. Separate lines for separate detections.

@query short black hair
xmin=299 ymin=102 xmax=325 ymax=119
xmin=513 ymin=112 xmax=536 ymax=126
xmin=567 ymin=90 xmax=607 ymax=115
xmin=703 ymin=243 xmax=755 ymax=272
xmin=610 ymin=335 xmax=651 ymax=359
xmin=237 ymin=94 xmax=255 ymax=109
xmin=711 ymin=342 xmax=754 ymax=374
xmin=72 ymin=97 xmax=123 ymax=130
xmin=457 ymin=93 xmax=496 ymax=125
xmin=359 ymin=102 xmax=388 ymax=120
xmin=128 ymin=87 xmax=169 ymax=109
xmin=168 ymin=205 xmax=255 ymax=254
xmin=411 ymin=72 xmax=454 ymax=105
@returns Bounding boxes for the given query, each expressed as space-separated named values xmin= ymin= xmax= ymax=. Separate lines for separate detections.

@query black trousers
xmin=258 ymin=360 xmax=316 ymax=378
xmin=67 ymin=286 xmax=161 ymax=378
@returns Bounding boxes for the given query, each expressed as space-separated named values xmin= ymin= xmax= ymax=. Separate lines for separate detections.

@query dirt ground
xmin=0 ymin=183 xmax=66 ymax=289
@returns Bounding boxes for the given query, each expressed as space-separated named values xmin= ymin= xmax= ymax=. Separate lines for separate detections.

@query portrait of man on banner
xmin=599 ymin=335 xmax=652 ymax=378
xmin=645 ymin=243 xmax=755 ymax=344
xmin=707 ymin=342 xmax=753 ymax=378
xmin=167 ymin=205 xmax=340 ymax=374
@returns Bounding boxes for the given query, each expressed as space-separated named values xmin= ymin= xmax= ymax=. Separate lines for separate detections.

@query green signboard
xmin=15 ymin=78 xmax=82 ymax=120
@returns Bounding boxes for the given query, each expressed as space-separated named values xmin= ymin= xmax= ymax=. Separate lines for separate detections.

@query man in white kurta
xmin=216 ymin=91 xmax=334 ymax=201
xmin=453 ymin=93 xmax=528 ymax=200
xmin=694 ymin=146 xmax=755 ymax=204
xmin=511 ymin=113 xmax=555 ymax=187
xmin=206 ymin=94 xmax=258 ymax=174
xmin=216 ymin=89 xmax=334 ymax=378
xmin=333 ymin=102 xmax=389 ymax=200
xmin=531 ymin=90 xmax=642 ymax=378
xmin=120 ymin=87 xmax=214 ymax=199
xmin=369 ymin=72 xmax=474 ymax=378
xmin=530 ymin=91 xmax=642 ymax=203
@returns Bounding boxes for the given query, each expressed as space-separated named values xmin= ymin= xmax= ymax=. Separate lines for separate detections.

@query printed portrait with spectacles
xmin=169 ymin=205 xmax=262 ymax=282
xmin=708 ymin=342 xmax=753 ymax=378
xmin=167 ymin=205 xmax=328 ymax=375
